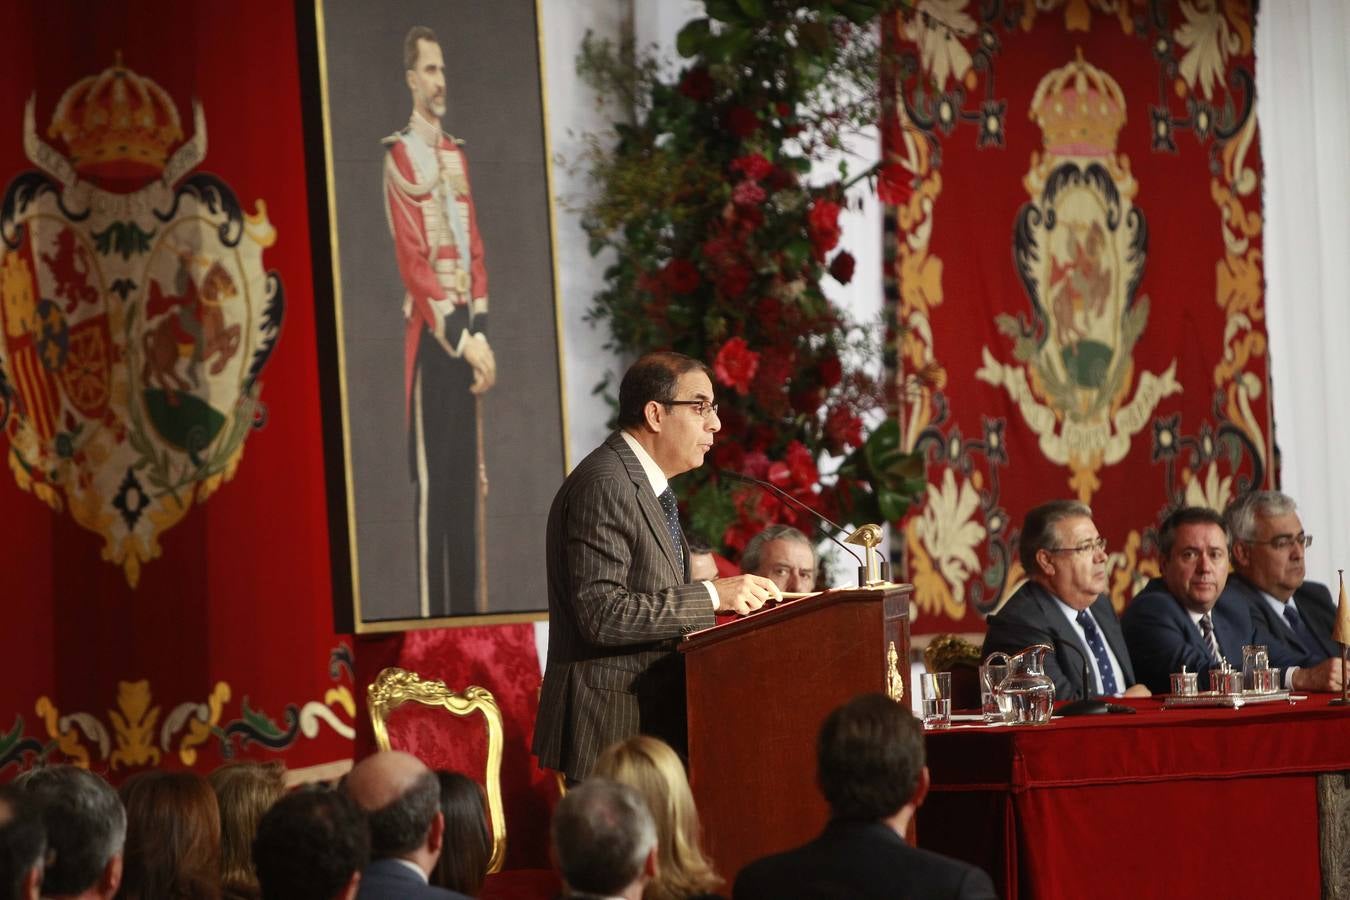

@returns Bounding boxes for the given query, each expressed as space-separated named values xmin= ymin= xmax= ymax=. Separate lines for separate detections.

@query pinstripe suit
xmin=532 ymin=431 xmax=716 ymax=780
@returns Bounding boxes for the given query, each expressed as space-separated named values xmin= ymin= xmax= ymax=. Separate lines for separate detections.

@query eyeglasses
xmin=664 ymin=399 xmax=719 ymax=419
xmin=1244 ymin=533 xmax=1313 ymax=551
xmin=1047 ymin=537 xmax=1107 ymax=556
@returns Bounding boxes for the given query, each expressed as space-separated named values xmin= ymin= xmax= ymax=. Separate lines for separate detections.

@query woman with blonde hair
xmin=209 ymin=760 xmax=288 ymax=900
xmin=593 ymin=735 xmax=724 ymax=900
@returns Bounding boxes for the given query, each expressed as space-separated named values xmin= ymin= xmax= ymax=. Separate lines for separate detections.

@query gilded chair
xmin=368 ymin=666 xmax=506 ymax=874
xmin=923 ymin=633 xmax=984 ymax=711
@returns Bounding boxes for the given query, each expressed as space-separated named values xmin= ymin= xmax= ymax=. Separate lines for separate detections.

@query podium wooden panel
xmin=679 ymin=585 xmax=912 ymax=882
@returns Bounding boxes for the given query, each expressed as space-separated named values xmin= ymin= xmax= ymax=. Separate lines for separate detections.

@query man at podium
xmin=532 ymin=352 xmax=782 ymax=781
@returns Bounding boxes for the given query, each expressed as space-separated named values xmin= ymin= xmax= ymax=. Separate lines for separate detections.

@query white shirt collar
xmin=620 ymin=430 xmax=669 ymax=497
xmin=390 ymin=857 xmax=429 ymax=883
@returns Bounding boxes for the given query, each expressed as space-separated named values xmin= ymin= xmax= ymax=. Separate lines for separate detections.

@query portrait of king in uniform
xmin=382 ymin=25 xmax=497 ymax=616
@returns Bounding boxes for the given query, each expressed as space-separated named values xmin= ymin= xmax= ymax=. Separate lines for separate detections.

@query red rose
xmin=877 ymin=162 xmax=913 ymax=206
xmin=825 ymin=405 xmax=864 ymax=451
xmin=714 ymin=337 xmax=760 ymax=395
xmin=819 ymin=355 xmax=843 ymax=388
xmin=752 ymin=349 xmax=794 ymax=415
xmin=807 ymin=199 xmax=843 ymax=260
xmin=679 ymin=67 xmax=715 ymax=102
xmin=726 ymin=105 xmax=760 ymax=138
xmin=732 ymin=180 xmax=767 ymax=208
xmin=741 ymin=450 xmax=771 ymax=480
xmin=730 ymin=153 xmax=773 ymax=181
xmin=828 ymin=251 xmax=855 ymax=285
xmin=766 ymin=461 xmax=792 ymax=488
xmin=784 ymin=440 xmax=819 ymax=489
xmin=717 ymin=263 xmax=752 ymax=299
xmin=663 ymin=258 xmax=701 ymax=294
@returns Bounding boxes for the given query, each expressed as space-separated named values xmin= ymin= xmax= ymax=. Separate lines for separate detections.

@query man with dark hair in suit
xmin=0 ymin=786 xmax=44 ymax=900
xmin=733 ymin=694 xmax=995 ymax=900
xmin=345 ymin=751 xmax=469 ymax=900
xmin=533 ymin=351 xmax=782 ymax=782
xmin=1123 ymin=506 xmax=1343 ymax=693
xmin=13 ymin=765 xmax=124 ymax=899
xmin=254 ymin=789 xmax=370 ymax=900
xmin=1224 ymin=491 xmax=1341 ymax=666
xmin=982 ymin=500 xmax=1150 ymax=700
xmin=551 ymin=779 xmax=656 ymax=900
xmin=741 ymin=524 xmax=817 ymax=594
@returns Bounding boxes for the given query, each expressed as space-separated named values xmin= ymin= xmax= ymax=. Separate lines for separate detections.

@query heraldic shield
xmin=0 ymin=56 xmax=283 ymax=586
xmin=978 ymin=49 xmax=1180 ymax=501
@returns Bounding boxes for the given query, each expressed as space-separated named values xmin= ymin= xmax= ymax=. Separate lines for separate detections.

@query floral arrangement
xmin=577 ymin=0 xmax=923 ymax=558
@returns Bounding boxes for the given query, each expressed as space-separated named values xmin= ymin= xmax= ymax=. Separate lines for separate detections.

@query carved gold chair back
xmin=367 ymin=666 xmax=506 ymax=874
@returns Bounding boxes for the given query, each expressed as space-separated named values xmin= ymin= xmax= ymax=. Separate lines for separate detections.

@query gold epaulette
xmin=380 ymin=127 xmax=409 ymax=147
xmin=442 ymin=132 xmax=465 ymax=146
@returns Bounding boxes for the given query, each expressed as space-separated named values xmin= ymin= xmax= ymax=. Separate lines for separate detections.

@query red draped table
xmin=916 ymin=696 xmax=1350 ymax=899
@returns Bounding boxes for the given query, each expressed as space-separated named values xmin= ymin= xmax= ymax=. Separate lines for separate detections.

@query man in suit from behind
xmin=13 ymin=765 xmax=124 ymax=900
xmin=733 ymin=693 xmax=996 ymax=900
xmin=254 ymin=789 xmax=370 ymax=900
xmin=1122 ymin=506 xmax=1342 ymax=693
xmin=1224 ymin=490 xmax=1341 ymax=666
xmin=533 ymin=351 xmax=783 ymax=782
xmin=345 ymin=751 xmax=469 ymax=900
xmin=552 ymin=778 xmax=657 ymax=900
xmin=982 ymin=500 xmax=1150 ymax=701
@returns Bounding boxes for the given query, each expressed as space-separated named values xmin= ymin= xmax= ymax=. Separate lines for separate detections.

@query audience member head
xmin=816 ymin=693 xmax=928 ymax=828
xmin=0 ymin=786 xmax=44 ymax=900
xmin=617 ymin=352 xmax=719 ymax=479
xmin=344 ymin=751 xmax=443 ymax=877
xmin=14 ymin=765 xmax=124 ymax=899
xmin=117 ymin=770 xmax=221 ymax=900
xmin=210 ymin=761 xmax=286 ymax=898
xmin=1225 ymin=490 xmax=1309 ymax=601
xmin=253 ymin=788 xmax=369 ymax=900
xmin=1159 ymin=506 xmax=1230 ymax=614
xmin=686 ymin=535 xmax=719 ymax=583
xmin=551 ymin=778 xmax=656 ymax=900
xmin=1019 ymin=500 xmax=1106 ymax=610
xmin=741 ymin=524 xmax=816 ymax=593
xmin=430 ymin=772 xmax=491 ymax=896
xmin=594 ymin=736 xmax=720 ymax=900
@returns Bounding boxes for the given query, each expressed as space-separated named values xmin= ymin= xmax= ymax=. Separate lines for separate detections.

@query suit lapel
xmin=607 ymin=432 xmax=684 ymax=581
xmin=1027 ymin=583 xmax=1091 ymax=696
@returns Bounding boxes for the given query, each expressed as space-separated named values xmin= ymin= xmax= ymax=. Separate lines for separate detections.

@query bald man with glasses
xmin=1223 ymin=491 xmax=1342 ymax=668
xmin=982 ymin=500 xmax=1150 ymax=702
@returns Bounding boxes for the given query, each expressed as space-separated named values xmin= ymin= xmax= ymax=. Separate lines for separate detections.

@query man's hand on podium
xmin=712 ymin=574 xmax=783 ymax=616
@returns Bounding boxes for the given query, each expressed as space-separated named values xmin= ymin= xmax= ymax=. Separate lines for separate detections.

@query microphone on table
xmin=1055 ymin=639 xmax=1135 ymax=717
xmin=715 ymin=469 xmax=873 ymax=586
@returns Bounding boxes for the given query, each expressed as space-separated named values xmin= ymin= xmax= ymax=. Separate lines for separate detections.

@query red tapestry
xmin=882 ymin=1 xmax=1269 ymax=633
xmin=0 ymin=2 xmax=353 ymax=779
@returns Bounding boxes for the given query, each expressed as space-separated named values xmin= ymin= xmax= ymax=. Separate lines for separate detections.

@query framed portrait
xmin=298 ymin=0 xmax=566 ymax=633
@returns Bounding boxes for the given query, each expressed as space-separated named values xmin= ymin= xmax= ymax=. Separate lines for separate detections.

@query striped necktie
xmin=1200 ymin=612 xmax=1224 ymax=666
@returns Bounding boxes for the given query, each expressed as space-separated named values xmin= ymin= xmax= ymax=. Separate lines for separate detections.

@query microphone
xmin=1054 ymin=638 xmax=1133 ymax=717
xmin=715 ymin=469 xmax=872 ymax=585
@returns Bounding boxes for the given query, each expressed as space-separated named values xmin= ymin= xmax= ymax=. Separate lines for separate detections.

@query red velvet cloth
xmin=354 ymin=624 xmax=556 ymax=871
xmin=918 ymin=697 xmax=1350 ymax=899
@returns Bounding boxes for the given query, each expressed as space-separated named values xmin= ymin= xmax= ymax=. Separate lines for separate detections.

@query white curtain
xmin=1257 ymin=2 xmax=1350 ymax=588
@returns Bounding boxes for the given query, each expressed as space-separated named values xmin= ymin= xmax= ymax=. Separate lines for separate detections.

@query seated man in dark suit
xmin=1224 ymin=491 xmax=1340 ymax=666
xmin=983 ymin=500 xmax=1150 ymax=700
xmin=345 ymin=751 xmax=470 ymax=900
xmin=1122 ymin=506 xmax=1343 ymax=693
xmin=733 ymin=693 xmax=995 ymax=900
xmin=254 ymin=789 xmax=370 ymax=900
xmin=551 ymin=778 xmax=657 ymax=900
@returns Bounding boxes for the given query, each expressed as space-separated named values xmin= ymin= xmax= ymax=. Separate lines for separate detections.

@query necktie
xmin=1200 ymin=612 xmax=1224 ymax=666
xmin=657 ymin=487 xmax=685 ymax=575
xmin=1076 ymin=610 xmax=1119 ymax=695
xmin=1283 ymin=603 xmax=1318 ymax=651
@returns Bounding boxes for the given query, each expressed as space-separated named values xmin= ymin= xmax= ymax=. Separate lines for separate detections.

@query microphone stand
xmin=1055 ymin=638 xmax=1133 ymax=717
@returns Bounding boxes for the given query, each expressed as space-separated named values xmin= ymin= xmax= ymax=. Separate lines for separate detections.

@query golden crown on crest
xmin=1029 ymin=47 xmax=1127 ymax=158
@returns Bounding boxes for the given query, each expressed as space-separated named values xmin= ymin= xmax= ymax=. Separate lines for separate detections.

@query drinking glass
xmin=920 ymin=672 xmax=952 ymax=729
xmin=980 ymin=663 xmax=1010 ymax=723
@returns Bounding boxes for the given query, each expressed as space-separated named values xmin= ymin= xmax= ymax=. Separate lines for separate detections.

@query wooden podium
xmin=679 ymin=584 xmax=913 ymax=881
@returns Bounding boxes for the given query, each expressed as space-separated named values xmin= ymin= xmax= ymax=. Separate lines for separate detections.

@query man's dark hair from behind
xmin=0 ymin=785 xmax=44 ymax=900
xmin=551 ymin=778 xmax=655 ymax=896
xmin=367 ymin=769 xmax=439 ymax=857
xmin=14 ymin=765 xmax=125 ymax=896
xmin=1157 ymin=506 xmax=1229 ymax=557
xmin=253 ymin=788 xmax=370 ymax=900
xmin=816 ymin=693 xmax=923 ymax=821
xmin=616 ymin=351 xmax=713 ymax=429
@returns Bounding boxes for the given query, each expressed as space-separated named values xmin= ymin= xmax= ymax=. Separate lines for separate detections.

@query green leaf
xmin=736 ymin=0 xmax=767 ymax=19
xmin=837 ymin=2 xmax=882 ymax=26
xmin=705 ymin=0 xmax=749 ymax=23
xmin=878 ymin=490 xmax=906 ymax=523
xmin=676 ymin=18 xmax=711 ymax=58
